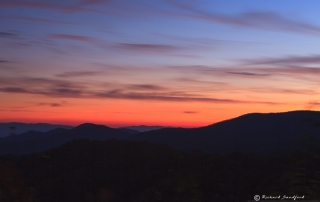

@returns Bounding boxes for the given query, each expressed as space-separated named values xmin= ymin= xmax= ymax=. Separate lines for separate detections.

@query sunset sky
xmin=1 ymin=0 xmax=320 ymax=127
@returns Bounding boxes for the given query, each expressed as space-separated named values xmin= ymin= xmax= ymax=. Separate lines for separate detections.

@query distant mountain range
xmin=0 ymin=123 xmax=164 ymax=137
xmin=1 ymin=110 xmax=320 ymax=155
xmin=0 ymin=122 xmax=73 ymax=137
xmin=119 ymin=125 xmax=167 ymax=132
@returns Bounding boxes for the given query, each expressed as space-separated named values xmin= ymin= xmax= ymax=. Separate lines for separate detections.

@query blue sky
xmin=1 ymin=0 xmax=320 ymax=127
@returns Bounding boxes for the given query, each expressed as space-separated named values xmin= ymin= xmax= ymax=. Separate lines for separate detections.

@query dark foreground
xmin=1 ymin=139 xmax=320 ymax=202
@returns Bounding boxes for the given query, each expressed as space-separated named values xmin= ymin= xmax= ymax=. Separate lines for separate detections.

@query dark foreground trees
xmin=1 ymin=139 xmax=320 ymax=202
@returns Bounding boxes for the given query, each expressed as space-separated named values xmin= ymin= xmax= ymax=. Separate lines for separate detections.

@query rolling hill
xmin=1 ymin=110 xmax=320 ymax=155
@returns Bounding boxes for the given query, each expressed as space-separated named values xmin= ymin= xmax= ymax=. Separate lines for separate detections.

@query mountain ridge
xmin=0 ymin=122 xmax=73 ymax=137
xmin=1 ymin=110 xmax=320 ymax=155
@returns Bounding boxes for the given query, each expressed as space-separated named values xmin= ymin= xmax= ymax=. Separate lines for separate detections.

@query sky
xmin=1 ymin=0 xmax=320 ymax=127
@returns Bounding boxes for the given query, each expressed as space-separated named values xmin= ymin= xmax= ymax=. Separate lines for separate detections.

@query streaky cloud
xmin=0 ymin=31 xmax=17 ymax=38
xmin=38 ymin=102 xmax=66 ymax=107
xmin=183 ymin=111 xmax=198 ymax=114
xmin=166 ymin=0 xmax=320 ymax=35
xmin=248 ymin=87 xmax=316 ymax=95
xmin=56 ymin=71 xmax=102 ymax=78
xmin=305 ymin=101 xmax=320 ymax=110
xmin=2 ymin=0 xmax=320 ymax=37
xmin=227 ymin=72 xmax=270 ymax=77
xmin=0 ymin=0 xmax=84 ymax=12
xmin=0 ymin=15 xmax=76 ymax=24
xmin=127 ymin=84 xmax=166 ymax=91
xmin=117 ymin=43 xmax=180 ymax=53
xmin=242 ymin=55 xmax=320 ymax=65
xmin=48 ymin=34 xmax=102 ymax=43
xmin=168 ymin=63 xmax=320 ymax=78
xmin=80 ymin=0 xmax=111 ymax=6
xmin=0 ymin=75 xmax=286 ymax=104
xmin=93 ymin=90 xmax=280 ymax=105
xmin=0 ymin=87 xmax=30 ymax=93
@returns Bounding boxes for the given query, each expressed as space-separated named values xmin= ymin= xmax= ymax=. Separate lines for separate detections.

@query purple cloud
xmin=127 ymin=84 xmax=166 ymax=91
xmin=0 ymin=76 xmax=282 ymax=105
xmin=166 ymin=0 xmax=320 ymax=35
xmin=0 ymin=87 xmax=30 ymax=93
xmin=227 ymin=72 xmax=270 ymax=77
xmin=56 ymin=71 xmax=102 ymax=78
xmin=117 ymin=43 xmax=180 ymax=53
xmin=4 ymin=0 xmax=318 ymax=36
xmin=0 ymin=31 xmax=17 ymax=38
xmin=48 ymin=34 xmax=102 ymax=43
xmin=0 ymin=0 xmax=84 ymax=12
xmin=94 ymin=90 xmax=279 ymax=105
xmin=80 ymin=0 xmax=110 ymax=5
xmin=169 ymin=59 xmax=320 ymax=78
xmin=243 ymin=55 xmax=320 ymax=65
xmin=0 ymin=15 xmax=75 ymax=24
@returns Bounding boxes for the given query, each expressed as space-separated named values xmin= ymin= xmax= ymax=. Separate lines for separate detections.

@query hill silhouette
xmin=1 ymin=110 xmax=320 ymax=155
xmin=0 ymin=123 xmax=133 ymax=155
xmin=0 ymin=122 xmax=73 ymax=137
xmin=129 ymin=110 xmax=320 ymax=154
xmin=119 ymin=125 xmax=166 ymax=132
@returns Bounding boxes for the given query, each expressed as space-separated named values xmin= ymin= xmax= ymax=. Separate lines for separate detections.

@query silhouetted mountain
xmin=0 ymin=130 xmax=44 ymax=143
xmin=2 ymin=111 xmax=320 ymax=155
xmin=0 ymin=127 xmax=70 ymax=155
xmin=0 ymin=123 xmax=133 ymax=155
xmin=0 ymin=128 xmax=70 ymax=143
xmin=121 ymin=125 xmax=167 ymax=132
xmin=0 ymin=122 xmax=73 ymax=137
xmin=118 ymin=127 xmax=140 ymax=135
xmin=130 ymin=110 xmax=320 ymax=154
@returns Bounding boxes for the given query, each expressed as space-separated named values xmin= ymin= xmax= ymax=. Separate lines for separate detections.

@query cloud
xmin=243 ymin=55 xmax=320 ymax=65
xmin=0 ymin=15 xmax=75 ymax=24
xmin=0 ymin=0 xmax=119 ymax=16
xmin=239 ymin=12 xmax=320 ymax=35
xmin=304 ymin=101 xmax=320 ymax=110
xmin=0 ymin=76 xmax=86 ymax=98
xmin=0 ymin=87 xmax=30 ymax=93
xmin=0 ymin=0 xmax=84 ymax=12
xmin=93 ymin=90 xmax=279 ymax=105
xmin=248 ymin=87 xmax=316 ymax=95
xmin=38 ymin=102 xmax=66 ymax=107
xmin=0 ymin=86 xmax=84 ymax=97
xmin=127 ymin=84 xmax=166 ymax=91
xmin=80 ymin=0 xmax=110 ymax=6
xmin=0 ymin=76 xmax=282 ymax=104
xmin=166 ymin=0 xmax=320 ymax=35
xmin=156 ymin=33 xmax=267 ymax=46
xmin=227 ymin=72 xmax=270 ymax=77
xmin=111 ymin=42 xmax=211 ymax=56
xmin=2 ymin=0 xmax=320 ymax=37
xmin=0 ymin=31 xmax=17 ymax=38
xmin=0 ymin=77 xmax=84 ymax=88
xmin=117 ymin=43 xmax=180 ymax=53
xmin=46 ymin=88 xmax=83 ymax=97
xmin=0 ymin=60 xmax=9 ymax=63
xmin=39 ymin=103 xmax=61 ymax=107
xmin=183 ymin=111 xmax=198 ymax=114
xmin=48 ymin=34 xmax=102 ymax=43
xmin=55 ymin=71 xmax=102 ymax=78
xmin=168 ymin=59 xmax=320 ymax=79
